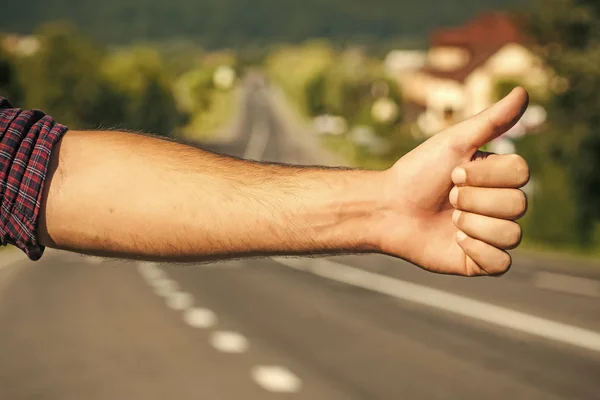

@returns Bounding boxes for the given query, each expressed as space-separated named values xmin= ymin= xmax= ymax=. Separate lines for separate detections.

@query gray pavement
xmin=0 ymin=75 xmax=599 ymax=399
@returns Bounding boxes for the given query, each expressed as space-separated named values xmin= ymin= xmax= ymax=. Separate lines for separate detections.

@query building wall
xmin=464 ymin=44 xmax=549 ymax=118
xmin=425 ymin=78 xmax=465 ymax=114
xmin=397 ymin=43 xmax=550 ymax=136
xmin=397 ymin=71 xmax=430 ymax=106
xmin=464 ymin=68 xmax=493 ymax=117
xmin=427 ymin=47 xmax=470 ymax=71
xmin=411 ymin=77 xmax=466 ymax=135
xmin=486 ymin=43 xmax=535 ymax=77
xmin=385 ymin=50 xmax=427 ymax=74
xmin=486 ymin=43 xmax=550 ymax=94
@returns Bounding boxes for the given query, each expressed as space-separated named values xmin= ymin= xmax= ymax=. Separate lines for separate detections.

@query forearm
xmin=38 ymin=130 xmax=385 ymax=261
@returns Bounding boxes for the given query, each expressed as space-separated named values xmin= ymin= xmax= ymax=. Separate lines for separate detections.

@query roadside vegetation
xmin=0 ymin=23 xmax=238 ymax=139
xmin=264 ymin=0 xmax=600 ymax=256
xmin=265 ymin=42 xmax=419 ymax=170
xmin=2 ymin=0 xmax=523 ymax=48
xmin=2 ymin=0 xmax=600 ymax=258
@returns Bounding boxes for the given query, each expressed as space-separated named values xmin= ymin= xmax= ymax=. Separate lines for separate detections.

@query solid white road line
xmin=533 ymin=271 xmax=600 ymax=298
xmin=184 ymin=307 xmax=218 ymax=329
xmin=251 ymin=366 xmax=302 ymax=393
xmin=274 ymin=257 xmax=600 ymax=353
xmin=210 ymin=331 xmax=249 ymax=353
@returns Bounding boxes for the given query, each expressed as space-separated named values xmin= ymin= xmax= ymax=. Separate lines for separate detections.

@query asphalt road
xmin=1 ymin=76 xmax=599 ymax=400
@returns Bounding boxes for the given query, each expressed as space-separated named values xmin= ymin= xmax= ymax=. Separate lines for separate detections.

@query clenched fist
xmin=377 ymin=88 xmax=530 ymax=276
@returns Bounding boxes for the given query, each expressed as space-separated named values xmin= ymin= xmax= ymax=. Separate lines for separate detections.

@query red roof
xmin=422 ymin=12 xmax=527 ymax=82
xmin=431 ymin=12 xmax=524 ymax=48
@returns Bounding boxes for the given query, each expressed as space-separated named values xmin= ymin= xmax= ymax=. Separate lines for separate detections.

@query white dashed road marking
xmin=251 ymin=366 xmax=302 ymax=393
xmin=184 ymin=307 xmax=217 ymax=328
xmin=210 ymin=331 xmax=249 ymax=353
xmin=153 ymin=278 xmax=179 ymax=297
xmin=87 ymin=256 xmax=105 ymax=264
xmin=139 ymin=264 xmax=165 ymax=282
xmin=275 ymin=257 xmax=600 ymax=353
xmin=143 ymin=262 xmax=159 ymax=269
xmin=166 ymin=291 xmax=194 ymax=310
xmin=137 ymin=261 xmax=303 ymax=393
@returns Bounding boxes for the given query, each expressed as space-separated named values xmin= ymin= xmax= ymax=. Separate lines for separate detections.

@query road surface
xmin=1 ymin=76 xmax=599 ymax=400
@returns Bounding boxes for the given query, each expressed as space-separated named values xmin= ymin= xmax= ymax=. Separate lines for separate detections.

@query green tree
xmin=523 ymin=0 xmax=600 ymax=245
xmin=16 ymin=22 xmax=123 ymax=129
xmin=1 ymin=0 xmax=525 ymax=48
xmin=305 ymin=73 xmax=328 ymax=116
xmin=0 ymin=41 xmax=23 ymax=104
xmin=6 ymin=25 xmax=185 ymax=135
xmin=304 ymin=52 xmax=403 ymax=133
xmin=101 ymin=47 xmax=184 ymax=135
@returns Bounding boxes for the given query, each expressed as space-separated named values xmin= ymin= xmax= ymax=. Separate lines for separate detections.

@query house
xmin=384 ymin=50 xmax=427 ymax=75
xmin=395 ymin=12 xmax=549 ymax=136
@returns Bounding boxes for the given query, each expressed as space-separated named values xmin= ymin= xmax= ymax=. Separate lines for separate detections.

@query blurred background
xmin=1 ymin=0 xmax=599 ymax=399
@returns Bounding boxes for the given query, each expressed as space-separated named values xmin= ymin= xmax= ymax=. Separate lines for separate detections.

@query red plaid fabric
xmin=0 ymin=97 xmax=68 ymax=260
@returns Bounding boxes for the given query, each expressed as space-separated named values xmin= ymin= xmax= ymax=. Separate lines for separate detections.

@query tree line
xmin=0 ymin=22 xmax=238 ymax=138
xmin=516 ymin=0 xmax=600 ymax=248
xmin=3 ymin=0 xmax=524 ymax=48
xmin=3 ymin=0 xmax=600 ymax=252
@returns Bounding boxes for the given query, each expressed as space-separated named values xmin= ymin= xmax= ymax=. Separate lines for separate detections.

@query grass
xmin=178 ymin=89 xmax=236 ymax=142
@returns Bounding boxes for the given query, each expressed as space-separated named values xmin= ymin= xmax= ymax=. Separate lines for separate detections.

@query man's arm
xmin=39 ymin=130 xmax=384 ymax=261
xmin=28 ymin=87 xmax=529 ymax=277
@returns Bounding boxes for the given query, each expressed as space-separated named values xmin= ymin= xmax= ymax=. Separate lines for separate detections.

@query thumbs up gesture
xmin=380 ymin=88 xmax=530 ymax=276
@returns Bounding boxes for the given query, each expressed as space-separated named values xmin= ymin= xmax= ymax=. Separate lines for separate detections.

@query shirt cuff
xmin=0 ymin=107 xmax=68 ymax=260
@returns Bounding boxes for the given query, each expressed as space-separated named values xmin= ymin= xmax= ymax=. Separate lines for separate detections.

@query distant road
xmin=0 ymin=76 xmax=599 ymax=400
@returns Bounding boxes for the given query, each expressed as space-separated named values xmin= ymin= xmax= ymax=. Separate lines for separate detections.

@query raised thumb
xmin=452 ymin=87 xmax=529 ymax=151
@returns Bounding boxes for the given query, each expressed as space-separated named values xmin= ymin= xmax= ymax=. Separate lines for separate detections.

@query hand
xmin=378 ymin=88 xmax=530 ymax=276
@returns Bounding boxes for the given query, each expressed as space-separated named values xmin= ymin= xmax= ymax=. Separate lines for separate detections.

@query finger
xmin=456 ymin=231 xmax=512 ymax=276
xmin=452 ymin=210 xmax=522 ymax=250
xmin=448 ymin=87 xmax=529 ymax=152
xmin=451 ymin=154 xmax=530 ymax=188
xmin=449 ymin=186 xmax=527 ymax=220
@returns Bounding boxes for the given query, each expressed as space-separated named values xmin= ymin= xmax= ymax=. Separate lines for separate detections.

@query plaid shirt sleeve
xmin=0 ymin=97 xmax=68 ymax=260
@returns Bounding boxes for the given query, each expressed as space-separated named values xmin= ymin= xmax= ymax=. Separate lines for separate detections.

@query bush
xmin=517 ymin=132 xmax=588 ymax=246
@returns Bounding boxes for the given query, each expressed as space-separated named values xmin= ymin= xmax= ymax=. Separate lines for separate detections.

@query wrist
xmin=320 ymin=169 xmax=390 ymax=254
xmin=355 ymin=168 xmax=416 ymax=258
